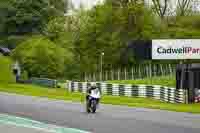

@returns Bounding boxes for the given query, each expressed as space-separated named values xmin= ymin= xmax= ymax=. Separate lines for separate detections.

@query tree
xmin=177 ymin=0 xmax=192 ymax=16
xmin=1 ymin=0 xmax=66 ymax=35
xmin=11 ymin=36 xmax=71 ymax=79
xmin=0 ymin=0 xmax=66 ymax=49
xmin=72 ymin=1 xmax=156 ymax=73
xmin=45 ymin=17 xmax=66 ymax=41
xmin=152 ymin=0 xmax=170 ymax=19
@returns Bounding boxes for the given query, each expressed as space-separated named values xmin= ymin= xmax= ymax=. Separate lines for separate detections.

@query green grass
xmin=0 ymin=56 xmax=15 ymax=83
xmin=108 ymin=76 xmax=176 ymax=87
xmin=0 ymin=83 xmax=83 ymax=102
xmin=0 ymin=83 xmax=199 ymax=114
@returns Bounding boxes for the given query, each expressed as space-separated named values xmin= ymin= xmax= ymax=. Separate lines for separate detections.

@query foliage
xmin=11 ymin=36 xmax=71 ymax=79
xmin=0 ymin=35 xmax=28 ymax=49
xmin=20 ymin=70 xmax=29 ymax=80
xmin=44 ymin=1 xmax=200 ymax=79
xmin=175 ymin=15 xmax=200 ymax=29
xmin=2 ymin=0 xmax=200 ymax=80
xmin=0 ymin=0 xmax=66 ymax=49
xmin=0 ymin=55 xmax=15 ymax=83
xmin=73 ymin=1 xmax=157 ymax=73
xmin=45 ymin=17 xmax=66 ymax=41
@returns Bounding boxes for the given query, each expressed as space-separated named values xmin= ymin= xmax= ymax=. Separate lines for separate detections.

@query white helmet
xmin=90 ymin=82 xmax=96 ymax=87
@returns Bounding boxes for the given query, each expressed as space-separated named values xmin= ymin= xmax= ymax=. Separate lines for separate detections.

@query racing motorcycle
xmin=86 ymin=88 xmax=101 ymax=113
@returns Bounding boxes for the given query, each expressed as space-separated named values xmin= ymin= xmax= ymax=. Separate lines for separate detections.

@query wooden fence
xmin=83 ymin=64 xmax=177 ymax=81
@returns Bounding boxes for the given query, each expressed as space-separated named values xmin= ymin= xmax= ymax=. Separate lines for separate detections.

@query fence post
xmin=102 ymin=71 xmax=104 ymax=81
xmin=90 ymin=73 xmax=92 ymax=81
xmin=84 ymin=72 xmax=87 ymax=82
xmin=118 ymin=68 xmax=120 ymax=80
xmin=169 ymin=64 xmax=173 ymax=76
xmin=91 ymin=73 xmax=93 ymax=81
xmin=160 ymin=64 xmax=164 ymax=76
xmin=139 ymin=65 xmax=141 ymax=79
xmin=99 ymin=72 xmax=101 ymax=81
xmin=132 ymin=67 xmax=134 ymax=80
xmin=154 ymin=64 xmax=156 ymax=77
xmin=145 ymin=64 xmax=149 ymax=78
xmin=106 ymin=71 xmax=108 ymax=81
xmin=88 ymin=74 xmax=90 ymax=81
xmin=185 ymin=89 xmax=189 ymax=104
xmin=149 ymin=63 xmax=152 ymax=78
xmin=111 ymin=69 xmax=114 ymax=80
xmin=125 ymin=67 xmax=127 ymax=80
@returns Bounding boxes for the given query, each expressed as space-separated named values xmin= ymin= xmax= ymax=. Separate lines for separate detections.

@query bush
xmin=177 ymin=16 xmax=200 ymax=29
xmin=20 ymin=70 xmax=29 ymax=80
xmin=0 ymin=55 xmax=15 ymax=83
xmin=12 ymin=36 xmax=70 ymax=79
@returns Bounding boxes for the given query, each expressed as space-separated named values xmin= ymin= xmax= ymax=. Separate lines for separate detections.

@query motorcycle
xmin=86 ymin=88 xmax=101 ymax=113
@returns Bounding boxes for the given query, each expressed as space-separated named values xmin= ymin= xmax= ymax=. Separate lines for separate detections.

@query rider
xmin=86 ymin=82 xmax=100 ymax=106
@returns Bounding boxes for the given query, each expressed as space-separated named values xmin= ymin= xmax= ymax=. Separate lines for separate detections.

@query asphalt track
xmin=0 ymin=92 xmax=200 ymax=133
xmin=0 ymin=113 xmax=89 ymax=133
xmin=0 ymin=123 xmax=50 ymax=133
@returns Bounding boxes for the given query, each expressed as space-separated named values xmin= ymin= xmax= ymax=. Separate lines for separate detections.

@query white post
xmin=149 ymin=63 xmax=152 ymax=78
xmin=82 ymin=82 xmax=87 ymax=94
xmin=100 ymin=54 xmax=102 ymax=81
xmin=153 ymin=64 xmax=155 ymax=77
xmin=160 ymin=64 xmax=163 ymax=76
xmin=132 ymin=67 xmax=134 ymax=80
xmin=94 ymin=72 xmax=96 ymax=81
xmin=100 ymin=52 xmax=104 ymax=81
xmin=169 ymin=64 xmax=172 ymax=76
xmin=139 ymin=65 xmax=141 ymax=79
xmin=68 ymin=81 xmax=71 ymax=92
xmin=84 ymin=72 xmax=87 ymax=82
xmin=118 ymin=68 xmax=120 ymax=80
xmin=111 ymin=69 xmax=114 ymax=80
xmin=125 ymin=67 xmax=127 ymax=80
xmin=156 ymin=64 xmax=158 ymax=77
xmin=99 ymin=72 xmax=101 ymax=81
xmin=90 ymin=73 xmax=92 ymax=81
xmin=106 ymin=71 xmax=108 ymax=81
xmin=146 ymin=64 xmax=149 ymax=78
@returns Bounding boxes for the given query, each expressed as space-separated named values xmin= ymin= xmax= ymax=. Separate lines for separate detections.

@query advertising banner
xmin=152 ymin=39 xmax=200 ymax=60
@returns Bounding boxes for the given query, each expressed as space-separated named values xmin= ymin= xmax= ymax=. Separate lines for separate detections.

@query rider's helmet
xmin=90 ymin=82 xmax=96 ymax=88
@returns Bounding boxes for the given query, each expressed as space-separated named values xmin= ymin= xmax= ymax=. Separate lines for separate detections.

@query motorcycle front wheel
xmin=86 ymin=101 xmax=90 ymax=113
xmin=91 ymin=100 xmax=97 ymax=113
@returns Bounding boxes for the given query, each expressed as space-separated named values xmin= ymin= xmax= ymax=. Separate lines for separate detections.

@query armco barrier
xmin=67 ymin=81 xmax=188 ymax=104
xmin=31 ymin=78 xmax=57 ymax=88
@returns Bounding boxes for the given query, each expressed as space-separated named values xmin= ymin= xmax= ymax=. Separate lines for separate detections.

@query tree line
xmin=1 ymin=0 xmax=200 ymax=80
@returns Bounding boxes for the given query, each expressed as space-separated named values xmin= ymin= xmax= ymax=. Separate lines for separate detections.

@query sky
xmin=66 ymin=0 xmax=200 ymax=15
xmin=145 ymin=0 xmax=200 ymax=11
xmin=69 ymin=0 xmax=104 ymax=9
xmin=69 ymin=0 xmax=200 ymax=10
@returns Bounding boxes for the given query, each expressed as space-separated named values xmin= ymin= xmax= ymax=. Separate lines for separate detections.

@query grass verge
xmin=0 ymin=83 xmax=199 ymax=114
xmin=108 ymin=76 xmax=176 ymax=87
xmin=0 ymin=56 xmax=15 ymax=83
